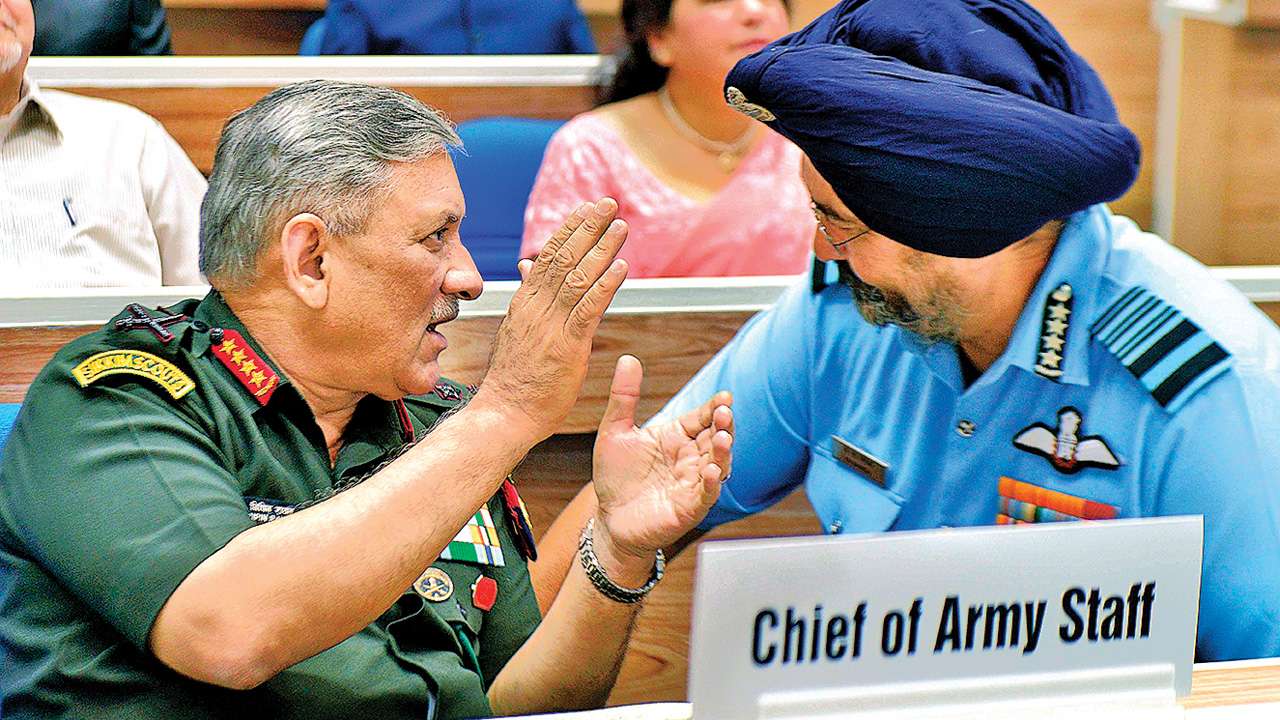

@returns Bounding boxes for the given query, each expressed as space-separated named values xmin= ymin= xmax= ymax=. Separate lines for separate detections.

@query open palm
xmin=591 ymin=356 xmax=734 ymax=558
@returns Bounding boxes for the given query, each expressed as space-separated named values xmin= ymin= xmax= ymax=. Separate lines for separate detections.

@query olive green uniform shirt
xmin=0 ymin=292 xmax=541 ymax=719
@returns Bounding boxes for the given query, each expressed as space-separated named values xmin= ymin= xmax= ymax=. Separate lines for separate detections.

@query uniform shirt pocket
xmin=806 ymin=450 xmax=903 ymax=534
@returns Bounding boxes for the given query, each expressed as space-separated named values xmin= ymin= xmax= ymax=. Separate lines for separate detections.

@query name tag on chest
xmin=832 ymin=435 xmax=889 ymax=487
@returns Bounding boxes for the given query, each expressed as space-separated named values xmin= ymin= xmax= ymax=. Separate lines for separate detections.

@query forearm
xmin=530 ymin=482 xmax=598 ymax=613
xmin=489 ymin=524 xmax=655 ymax=714
xmin=151 ymin=395 xmax=536 ymax=688
xmin=531 ymin=483 xmax=709 ymax=614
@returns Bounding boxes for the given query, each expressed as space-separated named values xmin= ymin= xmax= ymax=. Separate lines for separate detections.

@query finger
xmin=699 ymin=462 xmax=725 ymax=498
xmin=547 ymin=198 xmax=619 ymax=292
xmin=517 ymin=259 xmax=533 ymax=283
xmin=557 ymin=216 xmax=627 ymax=312
xmin=711 ymin=428 xmax=733 ymax=480
xmin=677 ymin=395 xmax=719 ymax=440
xmin=528 ymin=202 xmax=591 ymax=288
xmin=566 ymin=257 xmax=628 ymax=337
xmin=713 ymin=404 xmax=733 ymax=433
xmin=599 ymin=355 xmax=643 ymax=434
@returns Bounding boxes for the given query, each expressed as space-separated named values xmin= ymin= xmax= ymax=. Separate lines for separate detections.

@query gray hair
xmin=199 ymin=79 xmax=462 ymax=288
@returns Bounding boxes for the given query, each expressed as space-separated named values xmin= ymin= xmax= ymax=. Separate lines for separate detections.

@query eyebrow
xmin=409 ymin=209 xmax=463 ymax=237
xmin=813 ymin=200 xmax=857 ymax=226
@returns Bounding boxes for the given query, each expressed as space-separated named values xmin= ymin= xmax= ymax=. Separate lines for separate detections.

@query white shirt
xmin=0 ymin=76 xmax=206 ymax=289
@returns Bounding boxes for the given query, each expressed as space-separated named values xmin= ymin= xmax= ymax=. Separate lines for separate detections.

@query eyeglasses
xmin=810 ymin=200 xmax=872 ymax=250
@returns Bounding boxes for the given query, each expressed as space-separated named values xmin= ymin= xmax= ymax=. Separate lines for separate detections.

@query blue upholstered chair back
xmin=298 ymin=17 xmax=327 ymax=55
xmin=0 ymin=403 xmax=20 ymax=463
xmin=454 ymin=117 xmax=564 ymax=281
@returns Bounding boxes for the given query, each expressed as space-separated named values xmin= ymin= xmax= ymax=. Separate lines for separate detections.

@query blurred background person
xmin=32 ymin=0 xmax=173 ymax=55
xmin=1 ymin=0 xmax=204 ymax=288
xmin=521 ymin=0 xmax=815 ymax=278
xmin=318 ymin=0 xmax=596 ymax=55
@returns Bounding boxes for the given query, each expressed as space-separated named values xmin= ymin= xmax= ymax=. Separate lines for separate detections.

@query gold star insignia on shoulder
xmin=1034 ymin=282 xmax=1074 ymax=380
xmin=725 ymin=86 xmax=776 ymax=122
xmin=209 ymin=329 xmax=281 ymax=406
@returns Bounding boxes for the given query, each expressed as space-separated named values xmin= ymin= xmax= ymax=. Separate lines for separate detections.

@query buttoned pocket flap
xmin=806 ymin=451 xmax=903 ymax=533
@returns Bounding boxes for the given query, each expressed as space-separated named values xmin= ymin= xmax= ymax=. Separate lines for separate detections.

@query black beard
xmin=837 ymin=262 xmax=922 ymax=328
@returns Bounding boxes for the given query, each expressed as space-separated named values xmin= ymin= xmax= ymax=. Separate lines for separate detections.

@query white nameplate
xmin=689 ymin=517 xmax=1202 ymax=720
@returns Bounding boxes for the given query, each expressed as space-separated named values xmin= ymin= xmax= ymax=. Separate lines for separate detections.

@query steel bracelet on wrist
xmin=577 ymin=518 xmax=665 ymax=604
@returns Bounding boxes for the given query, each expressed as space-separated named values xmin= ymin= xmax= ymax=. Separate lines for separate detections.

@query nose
xmin=445 ymin=242 xmax=484 ymax=301
xmin=739 ymin=0 xmax=769 ymax=22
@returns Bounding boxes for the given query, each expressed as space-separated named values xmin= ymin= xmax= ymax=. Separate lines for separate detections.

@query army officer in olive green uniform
xmin=0 ymin=80 xmax=735 ymax=719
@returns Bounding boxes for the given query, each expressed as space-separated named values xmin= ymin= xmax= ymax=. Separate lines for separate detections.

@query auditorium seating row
xmin=34 ymin=0 xmax=1280 ymax=266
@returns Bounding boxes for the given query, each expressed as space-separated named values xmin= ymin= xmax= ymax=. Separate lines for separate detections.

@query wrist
xmin=578 ymin=518 xmax=664 ymax=603
xmin=465 ymin=387 xmax=546 ymax=447
xmin=590 ymin=513 xmax=656 ymax=587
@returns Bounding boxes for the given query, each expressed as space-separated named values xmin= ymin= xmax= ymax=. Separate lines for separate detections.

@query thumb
xmin=517 ymin=259 xmax=533 ymax=283
xmin=599 ymin=354 xmax=643 ymax=434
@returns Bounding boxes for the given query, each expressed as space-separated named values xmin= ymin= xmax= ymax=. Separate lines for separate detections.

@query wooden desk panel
xmin=164 ymin=0 xmax=325 ymax=8
xmin=166 ymin=8 xmax=321 ymax=56
xmin=1223 ymin=27 xmax=1280 ymax=264
xmin=1185 ymin=661 xmax=1280 ymax=708
xmin=0 ymin=310 xmax=753 ymax=433
xmin=7 ymin=301 xmax=1280 ymax=423
xmin=62 ymin=85 xmax=597 ymax=175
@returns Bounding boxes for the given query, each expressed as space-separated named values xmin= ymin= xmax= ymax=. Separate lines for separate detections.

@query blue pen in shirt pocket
xmin=62 ymin=197 xmax=77 ymax=227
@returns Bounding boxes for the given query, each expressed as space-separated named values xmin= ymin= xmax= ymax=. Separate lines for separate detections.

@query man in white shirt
xmin=0 ymin=0 xmax=205 ymax=289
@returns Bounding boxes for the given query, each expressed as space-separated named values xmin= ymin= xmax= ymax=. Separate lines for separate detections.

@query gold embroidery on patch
xmin=72 ymin=350 xmax=196 ymax=400
xmin=725 ymin=86 xmax=776 ymax=122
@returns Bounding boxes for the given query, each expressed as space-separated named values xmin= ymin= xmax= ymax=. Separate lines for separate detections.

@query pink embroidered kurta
xmin=521 ymin=113 xmax=816 ymax=278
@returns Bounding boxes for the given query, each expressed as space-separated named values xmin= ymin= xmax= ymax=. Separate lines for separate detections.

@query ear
xmin=278 ymin=213 xmax=330 ymax=310
xmin=646 ymin=28 xmax=675 ymax=68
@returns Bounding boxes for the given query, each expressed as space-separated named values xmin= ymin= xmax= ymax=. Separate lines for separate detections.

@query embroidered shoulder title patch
xmin=1092 ymin=286 xmax=1231 ymax=411
xmin=72 ymin=350 xmax=195 ymax=399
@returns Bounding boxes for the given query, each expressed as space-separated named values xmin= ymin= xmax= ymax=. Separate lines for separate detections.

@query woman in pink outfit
xmin=521 ymin=0 xmax=815 ymax=278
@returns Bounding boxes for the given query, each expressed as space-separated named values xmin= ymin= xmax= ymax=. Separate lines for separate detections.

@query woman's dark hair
xmin=600 ymin=0 xmax=675 ymax=105
xmin=599 ymin=0 xmax=790 ymax=105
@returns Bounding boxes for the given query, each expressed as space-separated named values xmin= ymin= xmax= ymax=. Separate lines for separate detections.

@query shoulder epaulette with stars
xmin=1033 ymin=283 xmax=1074 ymax=380
xmin=1091 ymin=286 xmax=1232 ymax=411
xmin=209 ymin=329 xmax=280 ymax=405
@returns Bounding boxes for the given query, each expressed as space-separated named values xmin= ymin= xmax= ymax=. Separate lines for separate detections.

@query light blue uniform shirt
xmin=654 ymin=205 xmax=1280 ymax=662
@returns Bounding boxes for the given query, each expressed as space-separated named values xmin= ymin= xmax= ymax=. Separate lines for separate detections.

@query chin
xmin=395 ymin=363 xmax=442 ymax=398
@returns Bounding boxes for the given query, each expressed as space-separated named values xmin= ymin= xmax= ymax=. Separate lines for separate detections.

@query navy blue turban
xmin=724 ymin=0 xmax=1141 ymax=258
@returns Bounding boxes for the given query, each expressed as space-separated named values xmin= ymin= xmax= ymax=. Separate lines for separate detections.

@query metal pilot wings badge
xmin=1013 ymin=407 xmax=1120 ymax=474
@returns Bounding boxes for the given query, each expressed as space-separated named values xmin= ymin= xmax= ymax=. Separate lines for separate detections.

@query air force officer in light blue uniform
xmin=541 ymin=0 xmax=1280 ymax=663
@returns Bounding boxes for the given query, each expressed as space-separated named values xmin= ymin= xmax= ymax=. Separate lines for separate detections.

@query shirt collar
xmin=0 ymin=74 xmax=61 ymax=140
xmin=190 ymin=291 xmax=413 ymax=469
xmin=996 ymin=204 xmax=1113 ymax=387
xmin=890 ymin=205 xmax=1111 ymax=390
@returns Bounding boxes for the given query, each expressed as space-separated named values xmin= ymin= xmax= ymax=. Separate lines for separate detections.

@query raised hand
xmin=477 ymin=199 xmax=629 ymax=442
xmin=589 ymin=355 xmax=734 ymax=564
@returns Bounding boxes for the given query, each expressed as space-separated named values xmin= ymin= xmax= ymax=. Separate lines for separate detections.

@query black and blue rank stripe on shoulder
xmin=1091 ymin=286 xmax=1232 ymax=411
